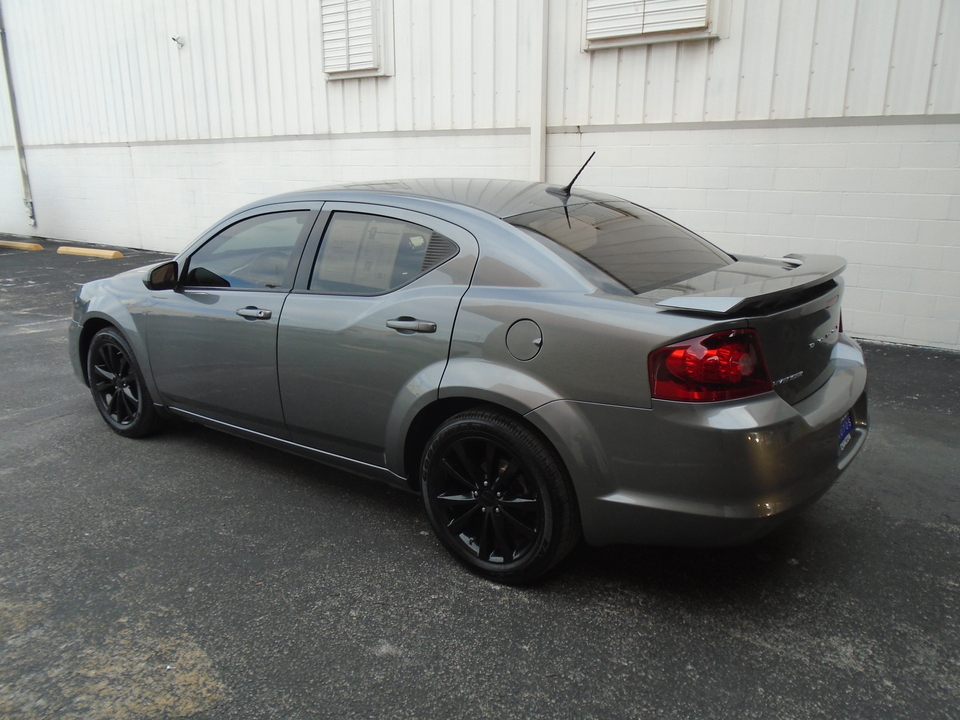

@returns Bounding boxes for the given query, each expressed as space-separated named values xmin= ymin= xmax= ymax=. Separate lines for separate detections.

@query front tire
xmin=420 ymin=409 xmax=580 ymax=583
xmin=87 ymin=327 xmax=159 ymax=438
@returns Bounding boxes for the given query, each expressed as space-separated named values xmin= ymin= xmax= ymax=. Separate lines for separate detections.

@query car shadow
xmin=151 ymin=417 xmax=852 ymax=605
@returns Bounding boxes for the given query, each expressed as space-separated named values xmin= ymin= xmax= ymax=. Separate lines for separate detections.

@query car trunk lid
xmin=642 ymin=254 xmax=845 ymax=405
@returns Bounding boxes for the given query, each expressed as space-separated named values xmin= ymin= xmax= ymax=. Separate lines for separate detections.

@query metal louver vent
xmin=421 ymin=233 xmax=458 ymax=272
xmin=321 ymin=0 xmax=379 ymax=74
xmin=585 ymin=0 xmax=710 ymax=43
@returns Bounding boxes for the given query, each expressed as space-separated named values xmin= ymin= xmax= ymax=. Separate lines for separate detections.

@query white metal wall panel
xmin=548 ymin=0 xmax=959 ymax=129
xmin=0 ymin=0 xmax=533 ymax=147
xmin=929 ymin=0 xmax=960 ymax=114
xmin=845 ymin=0 xmax=898 ymax=117
xmin=589 ymin=47 xmax=621 ymax=124
xmin=178 ymin=1 xmax=204 ymax=139
xmin=546 ymin=0 xmax=571 ymax=125
xmin=673 ymin=39 xmax=708 ymax=122
xmin=232 ymin=0 xmax=259 ymax=136
xmin=0 ymin=32 xmax=12 ymax=148
xmin=13 ymin=3 xmax=39 ymax=144
xmin=449 ymin=0 xmax=474 ymax=129
xmin=391 ymin=0 xmax=414 ymax=132
xmin=702 ymin=0 xmax=746 ymax=121
xmin=0 ymin=0 xmax=958 ymax=151
xmin=196 ymin=0 xmax=220 ymax=137
xmin=430 ymin=1 xmax=453 ymax=130
xmin=409 ymin=0 xmax=433 ymax=130
xmin=770 ymin=0 xmax=816 ymax=120
xmin=806 ymin=0 xmax=857 ymax=118
xmin=735 ymin=0 xmax=780 ymax=120
xmin=562 ymin=0 xmax=592 ymax=126
xmin=886 ymin=0 xmax=941 ymax=116
xmin=493 ymin=0 xmax=521 ymax=129
xmin=342 ymin=79 xmax=362 ymax=132
xmin=644 ymin=43 xmax=677 ymax=123
xmin=613 ymin=45 xmax=649 ymax=124
xmin=276 ymin=1 xmax=301 ymax=134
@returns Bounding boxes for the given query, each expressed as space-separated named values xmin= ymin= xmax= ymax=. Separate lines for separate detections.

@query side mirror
xmin=143 ymin=261 xmax=179 ymax=291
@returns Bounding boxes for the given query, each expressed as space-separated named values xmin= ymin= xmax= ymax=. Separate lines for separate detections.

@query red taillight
xmin=648 ymin=329 xmax=773 ymax=402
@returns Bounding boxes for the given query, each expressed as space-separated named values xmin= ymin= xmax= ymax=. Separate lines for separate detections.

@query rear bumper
xmin=527 ymin=334 xmax=868 ymax=547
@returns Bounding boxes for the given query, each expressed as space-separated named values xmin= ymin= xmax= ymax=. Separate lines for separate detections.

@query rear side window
xmin=507 ymin=201 xmax=731 ymax=294
xmin=310 ymin=212 xmax=458 ymax=295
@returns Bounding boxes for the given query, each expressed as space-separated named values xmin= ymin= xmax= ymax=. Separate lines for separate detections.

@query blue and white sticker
xmin=839 ymin=412 xmax=854 ymax=454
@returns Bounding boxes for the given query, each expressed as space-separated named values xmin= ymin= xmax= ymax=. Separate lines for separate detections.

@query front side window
xmin=184 ymin=211 xmax=313 ymax=290
xmin=507 ymin=201 xmax=731 ymax=294
xmin=310 ymin=212 xmax=457 ymax=295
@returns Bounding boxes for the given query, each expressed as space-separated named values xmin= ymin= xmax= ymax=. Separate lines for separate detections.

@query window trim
xmin=581 ymin=0 xmax=719 ymax=51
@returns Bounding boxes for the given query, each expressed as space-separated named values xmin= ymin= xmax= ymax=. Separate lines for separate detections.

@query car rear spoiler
xmin=654 ymin=254 xmax=846 ymax=316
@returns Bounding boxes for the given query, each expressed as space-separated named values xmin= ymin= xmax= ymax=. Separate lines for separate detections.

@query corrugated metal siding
xmin=929 ymin=0 xmax=960 ymax=114
xmin=0 ymin=21 xmax=14 ymax=148
xmin=0 ymin=0 xmax=527 ymax=146
xmin=549 ymin=0 xmax=959 ymax=127
xmin=0 ymin=0 xmax=957 ymax=149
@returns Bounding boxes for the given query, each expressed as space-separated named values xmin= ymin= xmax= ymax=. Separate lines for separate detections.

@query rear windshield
xmin=507 ymin=201 xmax=732 ymax=294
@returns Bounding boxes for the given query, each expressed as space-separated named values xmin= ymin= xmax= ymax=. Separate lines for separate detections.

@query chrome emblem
xmin=808 ymin=324 xmax=839 ymax=349
xmin=773 ymin=370 xmax=804 ymax=387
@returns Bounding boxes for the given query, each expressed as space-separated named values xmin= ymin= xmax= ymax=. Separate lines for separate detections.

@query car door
xmin=277 ymin=203 xmax=479 ymax=467
xmin=144 ymin=204 xmax=320 ymax=436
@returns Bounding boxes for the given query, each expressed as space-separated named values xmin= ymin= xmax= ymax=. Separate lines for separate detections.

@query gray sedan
xmin=70 ymin=179 xmax=868 ymax=582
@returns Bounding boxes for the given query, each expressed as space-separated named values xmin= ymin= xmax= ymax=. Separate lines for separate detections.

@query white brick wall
xmin=4 ymin=131 xmax=530 ymax=253
xmin=0 ymin=148 xmax=27 ymax=226
xmin=549 ymin=121 xmax=960 ymax=350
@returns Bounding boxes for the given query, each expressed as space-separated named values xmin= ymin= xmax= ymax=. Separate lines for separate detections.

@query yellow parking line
xmin=0 ymin=239 xmax=43 ymax=251
xmin=56 ymin=246 xmax=124 ymax=259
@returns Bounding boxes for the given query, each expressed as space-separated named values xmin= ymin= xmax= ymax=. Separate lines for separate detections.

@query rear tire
xmin=420 ymin=409 xmax=580 ymax=584
xmin=87 ymin=327 xmax=160 ymax=438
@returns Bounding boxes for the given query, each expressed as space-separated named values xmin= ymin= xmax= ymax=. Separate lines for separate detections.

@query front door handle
xmin=236 ymin=306 xmax=272 ymax=320
xmin=386 ymin=317 xmax=437 ymax=333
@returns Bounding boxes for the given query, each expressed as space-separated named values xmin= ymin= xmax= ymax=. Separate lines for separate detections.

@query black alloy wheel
xmin=421 ymin=409 xmax=580 ymax=583
xmin=87 ymin=327 xmax=159 ymax=438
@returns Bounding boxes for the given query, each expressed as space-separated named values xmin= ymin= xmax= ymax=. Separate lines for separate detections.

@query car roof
xmin=260 ymin=179 xmax=619 ymax=220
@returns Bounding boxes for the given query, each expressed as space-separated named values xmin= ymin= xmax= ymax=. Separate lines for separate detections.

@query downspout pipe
xmin=0 ymin=1 xmax=35 ymax=227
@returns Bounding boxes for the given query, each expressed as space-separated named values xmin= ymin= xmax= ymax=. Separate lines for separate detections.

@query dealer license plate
xmin=838 ymin=412 xmax=854 ymax=454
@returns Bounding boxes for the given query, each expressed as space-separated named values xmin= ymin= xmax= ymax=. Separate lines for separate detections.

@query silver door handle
xmin=236 ymin=307 xmax=272 ymax=320
xmin=386 ymin=317 xmax=437 ymax=333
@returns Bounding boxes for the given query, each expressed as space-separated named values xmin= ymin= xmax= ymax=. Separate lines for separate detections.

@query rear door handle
xmin=386 ymin=317 xmax=437 ymax=333
xmin=236 ymin=306 xmax=272 ymax=320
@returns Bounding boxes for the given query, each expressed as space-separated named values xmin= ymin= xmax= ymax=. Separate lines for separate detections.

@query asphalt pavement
xmin=1 ymin=237 xmax=958 ymax=719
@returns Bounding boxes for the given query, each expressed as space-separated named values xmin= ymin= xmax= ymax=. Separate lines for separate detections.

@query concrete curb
xmin=56 ymin=246 xmax=124 ymax=259
xmin=0 ymin=239 xmax=43 ymax=251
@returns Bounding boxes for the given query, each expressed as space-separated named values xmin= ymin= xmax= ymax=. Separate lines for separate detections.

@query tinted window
xmin=507 ymin=201 xmax=731 ymax=294
xmin=310 ymin=213 xmax=457 ymax=295
xmin=184 ymin=211 xmax=313 ymax=289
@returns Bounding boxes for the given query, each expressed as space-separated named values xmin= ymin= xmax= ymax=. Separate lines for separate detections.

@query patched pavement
xmin=1 ymin=238 xmax=958 ymax=719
